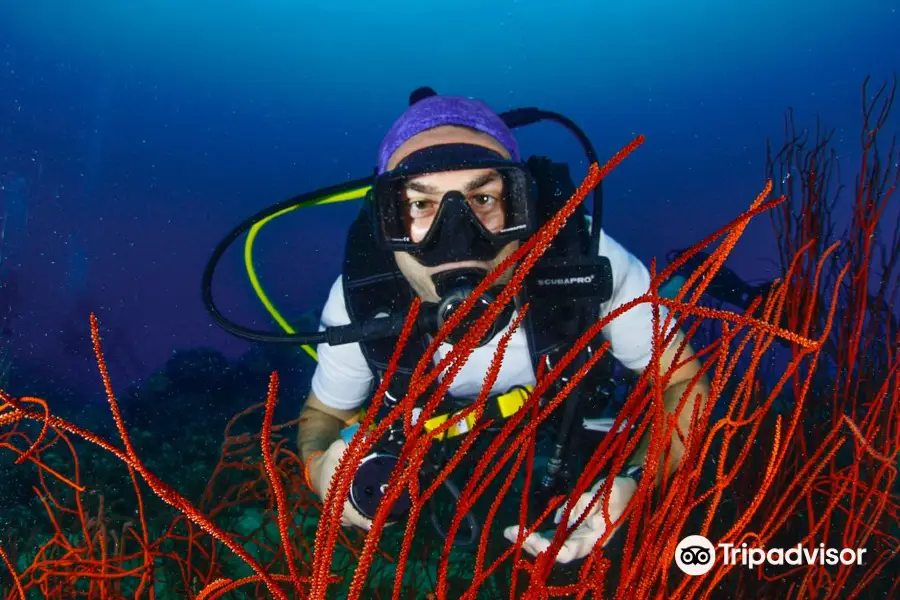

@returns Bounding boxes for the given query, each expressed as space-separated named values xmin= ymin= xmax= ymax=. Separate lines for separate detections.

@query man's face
xmin=386 ymin=126 xmax=520 ymax=302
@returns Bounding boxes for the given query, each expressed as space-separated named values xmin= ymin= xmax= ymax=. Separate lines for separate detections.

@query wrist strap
xmin=622 ymin=463 xmax=643 ymax=484
xmin=304 ymin=450 xmax=325 ymax=491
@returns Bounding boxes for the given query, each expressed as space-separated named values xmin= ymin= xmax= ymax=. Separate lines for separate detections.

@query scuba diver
xmin=203 ymin=88 xmax=711 ymax=570
xmin=299 ymin=90 xmax=711 ymax=566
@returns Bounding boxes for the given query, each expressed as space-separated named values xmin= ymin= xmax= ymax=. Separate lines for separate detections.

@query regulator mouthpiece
xmin=430 ymin=268 xmax=512 ymax=346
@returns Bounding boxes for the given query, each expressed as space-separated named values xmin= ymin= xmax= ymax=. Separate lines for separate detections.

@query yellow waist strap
xmin=423 ymin=385 xmax=533 ymax=441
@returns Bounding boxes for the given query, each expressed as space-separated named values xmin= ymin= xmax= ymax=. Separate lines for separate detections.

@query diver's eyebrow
xmin=405 ymin=180 xmax=441 ymax=194
xmin=405 ymin=171 xmax=500 ymax=195
xmin=463 ymin=171 xmax=501 ymax=192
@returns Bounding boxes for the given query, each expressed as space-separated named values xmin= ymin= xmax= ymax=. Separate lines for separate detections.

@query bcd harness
xmin=341 ymin=155 xmax=621 ymax=528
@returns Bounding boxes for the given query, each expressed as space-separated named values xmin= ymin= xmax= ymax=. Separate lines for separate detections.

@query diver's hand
xmin=502 ymin=476 xmax=637 ymax=564
xmin=309 ymin=438 xmax=373 ymax=531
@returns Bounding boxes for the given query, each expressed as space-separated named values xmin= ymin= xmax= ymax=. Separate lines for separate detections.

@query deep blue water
xmin=0 ymin=0 xmax=897 ymax=403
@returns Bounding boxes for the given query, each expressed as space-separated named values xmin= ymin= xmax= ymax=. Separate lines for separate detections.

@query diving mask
xmin=370 ymin=143 xmax=536 ymax=267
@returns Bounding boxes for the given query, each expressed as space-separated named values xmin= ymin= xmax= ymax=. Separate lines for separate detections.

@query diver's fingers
xmin=341 ymin=500 xmax=372 ymax=531
xmin=503 ymin=523 xmax=603 ymax=564
xmin=554 ymin=527 xmax=603 ymax=564
xmin=503 ymin=525 xmax=551 ymax=558
xmin=554 ymin=493 xmax=602 ymax=529
xmin=554 ymin=478 xmax=612 ymax=528
xmin=504 ymin=525 xmax=584 ymax=562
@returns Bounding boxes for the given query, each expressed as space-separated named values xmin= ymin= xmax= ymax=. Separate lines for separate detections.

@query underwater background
xmin=0 ymin=1 xmax=899 ymax=596
xmin=1 ymin=0 xmax=897 ymax=403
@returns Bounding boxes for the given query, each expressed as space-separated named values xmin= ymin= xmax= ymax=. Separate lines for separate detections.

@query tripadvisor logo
xmin=674 ymin=535 xmax=868 ymax=576
xmin=675 ymin=535 xmax=716 ymax=576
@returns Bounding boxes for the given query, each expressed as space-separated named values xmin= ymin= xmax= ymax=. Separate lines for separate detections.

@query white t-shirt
xmin=311 ymin=228 xmax=669 ymax=411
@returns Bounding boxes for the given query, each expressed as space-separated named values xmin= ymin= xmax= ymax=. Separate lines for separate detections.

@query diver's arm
xmin=628 ymin=329 xmax=710 ymax=483
xmin=297 ymin=391 xmax=359 ymax=462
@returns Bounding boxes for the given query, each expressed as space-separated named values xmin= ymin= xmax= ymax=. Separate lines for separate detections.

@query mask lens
xmin=374 ymin=164 xmax=531 ymax=247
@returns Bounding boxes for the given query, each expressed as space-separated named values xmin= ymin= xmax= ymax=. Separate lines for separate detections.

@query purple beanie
xmin=376 ymin=95 xmax=520 ymax=173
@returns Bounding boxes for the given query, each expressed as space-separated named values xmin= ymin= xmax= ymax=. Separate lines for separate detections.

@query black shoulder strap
xmin=521 ymin=156 xmax=613 ymax=361
xmin=342 ymin=202 xmax=428 ymax=376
